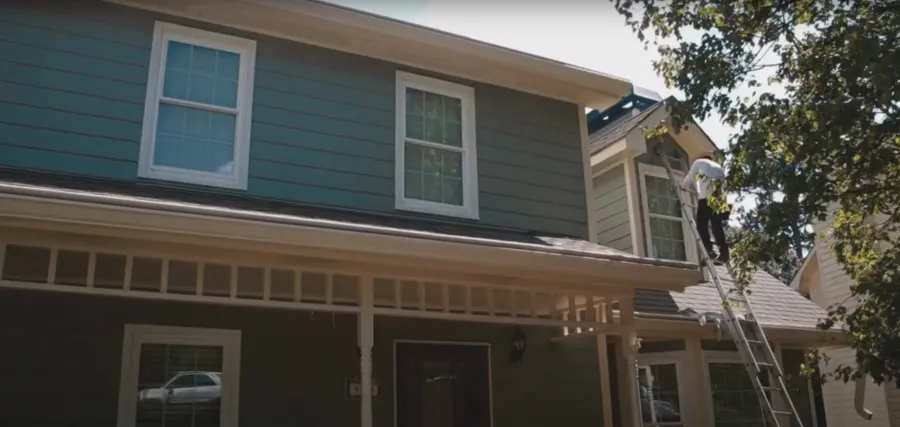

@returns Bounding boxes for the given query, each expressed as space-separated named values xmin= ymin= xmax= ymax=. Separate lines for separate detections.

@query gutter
xmin=0 ymin=182 xmax=698 ymax=272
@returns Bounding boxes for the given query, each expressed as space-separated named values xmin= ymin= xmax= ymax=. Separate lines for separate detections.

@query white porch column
xmin=618 ymin=297 xmax=642 ymax=427
xmin=596 ymin=302 xmax=614 ymax=427
xmin=359 ymin=276 xmax=375 ymax=427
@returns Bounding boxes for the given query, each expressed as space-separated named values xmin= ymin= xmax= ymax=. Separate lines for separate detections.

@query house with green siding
xmin=0 ymin=1 xmax=839 ymax=426
xmin=585 ymin=90 xmax=840 ymax=426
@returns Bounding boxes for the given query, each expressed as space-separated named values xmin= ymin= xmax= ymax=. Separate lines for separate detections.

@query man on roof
xmin=682 ymin=151 xmax=730 ymax=265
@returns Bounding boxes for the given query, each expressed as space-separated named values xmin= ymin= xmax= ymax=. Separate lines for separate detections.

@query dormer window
xmin=638 ymin=164 xmax=696 ymax=262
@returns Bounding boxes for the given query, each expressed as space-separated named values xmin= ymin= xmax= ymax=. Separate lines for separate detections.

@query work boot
xmin=714 ymin=252 xmax=730 ymax=265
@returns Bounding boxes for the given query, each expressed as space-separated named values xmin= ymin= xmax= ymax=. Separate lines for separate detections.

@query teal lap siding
xmin=0 ymin=0 xmax=589 ymax=238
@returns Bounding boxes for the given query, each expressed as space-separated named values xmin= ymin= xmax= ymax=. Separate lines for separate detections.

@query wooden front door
xmin=396 ymin=342 xmax=491 ymax=427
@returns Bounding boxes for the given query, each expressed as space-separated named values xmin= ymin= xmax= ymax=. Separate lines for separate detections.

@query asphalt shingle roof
xmin=635 ymin=265 xmax=828 ymax=329
xmin=588 ymin=102 xmax=664 ymax=155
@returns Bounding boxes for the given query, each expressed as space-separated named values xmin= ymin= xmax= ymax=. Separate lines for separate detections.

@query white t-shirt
xmin=681 ymin=158 xmax=725 ymax=199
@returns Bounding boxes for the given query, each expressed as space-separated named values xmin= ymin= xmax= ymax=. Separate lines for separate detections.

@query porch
xmin=0 ymin=223 xmax=656 ymax=427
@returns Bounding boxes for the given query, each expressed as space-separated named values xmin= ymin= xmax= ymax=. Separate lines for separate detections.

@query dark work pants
xmin=697 ymin=198 xmax=729 ymax=257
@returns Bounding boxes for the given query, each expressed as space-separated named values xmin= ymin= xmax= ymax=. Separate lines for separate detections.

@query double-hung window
xmin=395 ymin=71 xmax=479 ymax=219
xmin=139 ymin=22 xmax=256 ymax=190
xmin=639 ymin=163 xmax=695 ymax=261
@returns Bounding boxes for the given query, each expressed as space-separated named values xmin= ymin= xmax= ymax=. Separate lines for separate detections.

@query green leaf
xmin=613 ymin=0 xmax=900 ymax=387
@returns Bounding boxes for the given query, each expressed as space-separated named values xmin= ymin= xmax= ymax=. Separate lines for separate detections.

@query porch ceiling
xmin=0 ymin=169 xmax=702 ymax=294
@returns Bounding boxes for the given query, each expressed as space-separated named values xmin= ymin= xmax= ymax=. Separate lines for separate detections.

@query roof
xmin=635 ymin=265 xmax=829 ymax=329
xmin=0 ymin=168 xmax=698 ymax=271
xmin=588 ymin=102 xmax=665 ymax=155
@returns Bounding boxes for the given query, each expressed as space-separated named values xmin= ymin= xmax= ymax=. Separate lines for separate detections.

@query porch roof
xmin=0 ymin=169 xmax=699 ymax=274
xmin=635 ymin=265 xmax=830 ymax=330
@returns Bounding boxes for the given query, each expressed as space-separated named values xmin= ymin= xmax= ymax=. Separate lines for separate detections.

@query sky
xmin=324 ymin=0 xmax=737 ymax=149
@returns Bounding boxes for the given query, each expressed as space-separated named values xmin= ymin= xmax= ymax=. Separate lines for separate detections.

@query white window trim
xmin=703 ymin=350 xmax=764 ymax=427
xmin=138 ymin=22 xmax=257 ymax=190
xmin=638 ymin=163 xmax=697 ymax=262
xmin=394 ymin=71 xmax=479 ymax=219
xmin=116 ymin=324 xmax=242 ymax=427
xmin=637 ymin=351 xmax=689 ymax=427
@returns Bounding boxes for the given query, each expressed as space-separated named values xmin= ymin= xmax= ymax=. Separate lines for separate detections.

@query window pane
xmin=136 ymin=343 xmax=224 ymax=427
xmin=650 ymin=217 xmax=686 ymax=261
xmin=640 ymin=364 xmax=683 ymax=426
xmin=154 ymin=103 xmax=236 ymax=174
xmin=405 ymin=88 xmax=462 ymax=147
xmin=163 ymin=41 xmax=240 ymax=108
xmin=404 ymin=144 xmax=464 ymax=206
xmin=646 ymin=175 xmax=682 ymax=217
xmin=709 ymin=363 xmax=765 ymax=427
xmin=650 ymin=364 xmax=682 ymax=424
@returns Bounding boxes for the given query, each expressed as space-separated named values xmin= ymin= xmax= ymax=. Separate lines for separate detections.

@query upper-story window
xmin=138 ymin=22 xmax=257 ymax=190
xmin=638 ymin=163 xmax=696 ymax=262
xmin=394 ymin=71 xmax=479 ymax=219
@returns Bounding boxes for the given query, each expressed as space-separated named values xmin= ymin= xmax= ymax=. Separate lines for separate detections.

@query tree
xmin=725 ymin=226 xmax=801 ymax=284
xmin=613 ymin=0 xmax=900 ymax=386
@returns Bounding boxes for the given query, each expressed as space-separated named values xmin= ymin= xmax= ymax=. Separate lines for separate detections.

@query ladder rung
xmin=744 ymin=338 xmax=765 ymax=346
xmin=774 ymin=410 xmax=794 ymax=416
xmin=762 ymin=385 xmax=783 ymax=392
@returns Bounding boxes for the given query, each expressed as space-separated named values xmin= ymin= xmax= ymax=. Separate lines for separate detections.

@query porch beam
xmin=0 ymin=224 xmax=634 ymax=298
xmin=376 ymin=307 xmax=627 ymax=332
xmin=0 ymin=195 xmax=700 ymax=292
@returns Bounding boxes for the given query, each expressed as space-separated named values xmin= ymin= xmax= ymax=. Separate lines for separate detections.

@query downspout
xmin=855 ymin=374 xmax=874 ymax=420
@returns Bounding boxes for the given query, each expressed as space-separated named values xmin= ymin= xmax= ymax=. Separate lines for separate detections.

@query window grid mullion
xmin=159 ymin=96 xmax=239 ymax=115
xmin=404 ymin=137 xmax=466 ymax=153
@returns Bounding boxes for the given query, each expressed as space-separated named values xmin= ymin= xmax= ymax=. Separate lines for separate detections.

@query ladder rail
xmin=655 ymin=146 xmax=804 ymax=427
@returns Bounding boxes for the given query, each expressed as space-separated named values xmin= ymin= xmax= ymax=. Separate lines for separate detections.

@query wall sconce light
xmin=508 ymin=326 xmax=527 ymax=364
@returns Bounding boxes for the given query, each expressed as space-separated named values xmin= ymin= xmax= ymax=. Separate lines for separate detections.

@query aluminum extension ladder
xmin=655 ymin=144 xmax=804 ymax=427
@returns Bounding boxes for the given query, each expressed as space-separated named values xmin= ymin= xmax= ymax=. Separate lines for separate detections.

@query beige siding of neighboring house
xmin=812 ymin=210 xmax=894 ymax=427
xmin=886 ymin=386 xmax=900 ymax=427
xmin=593 ymin=164 xmax=633 ymax=252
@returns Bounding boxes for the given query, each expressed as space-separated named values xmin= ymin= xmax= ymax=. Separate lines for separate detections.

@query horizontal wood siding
xmin=374 ymin=317 xmax=606 ymax=427
xmin=0 ymin=289 xmax=361 ymax=427
xmin=593 ymin=164 xmax=632 ymax=252
xmin=0 ymin=288 xmax=608 ymax=427
xmin=0 ymin=0 xmax=587 ymax=238
xmin=813 ymin=206 xmax=894 ymax=427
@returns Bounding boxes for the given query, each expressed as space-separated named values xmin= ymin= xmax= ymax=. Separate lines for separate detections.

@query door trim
xmin=392 ymin=339 xmax=494 ymax=427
